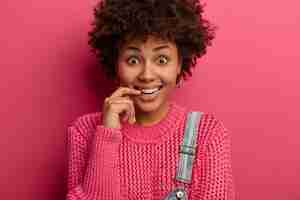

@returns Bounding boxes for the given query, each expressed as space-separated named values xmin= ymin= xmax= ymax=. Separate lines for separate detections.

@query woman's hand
xmin=102 ymin=87 xmax=141 ymax=129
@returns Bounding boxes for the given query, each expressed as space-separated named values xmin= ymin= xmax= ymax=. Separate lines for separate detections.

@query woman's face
xmin=116 ymin=35 xmax=182 ymax=114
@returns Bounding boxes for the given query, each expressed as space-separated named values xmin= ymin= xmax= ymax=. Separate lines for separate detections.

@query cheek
xmin=161 ymin=68 xmax=179 ymax=84
xmin=117 ymin=64 xmax=136 ymax=83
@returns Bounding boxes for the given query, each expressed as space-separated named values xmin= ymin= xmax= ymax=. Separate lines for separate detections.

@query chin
xmin=134 ymin=98 xmax=165 ymax=114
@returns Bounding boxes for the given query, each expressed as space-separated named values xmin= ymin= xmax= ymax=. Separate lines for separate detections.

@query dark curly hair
xmin=88 ymin=0 xmax=216 ymax=83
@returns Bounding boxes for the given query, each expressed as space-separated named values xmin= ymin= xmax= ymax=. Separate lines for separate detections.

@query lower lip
xmin=138 ymin=86 xmax=163 ymax=101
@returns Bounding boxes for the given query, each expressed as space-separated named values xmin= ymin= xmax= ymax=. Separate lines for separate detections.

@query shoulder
xmin=186 ymin=111 xmax=230 ymax=147
xmin=67 ymin=111 xmax=103 ymax=140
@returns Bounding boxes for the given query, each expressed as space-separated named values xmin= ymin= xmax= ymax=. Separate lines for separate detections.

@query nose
xmin=137 ymin=61 xmax=156 ymax=82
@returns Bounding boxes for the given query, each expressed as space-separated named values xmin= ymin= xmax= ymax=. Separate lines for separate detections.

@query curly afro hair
xmin=88 ymin=0 xmax=216 ymax=83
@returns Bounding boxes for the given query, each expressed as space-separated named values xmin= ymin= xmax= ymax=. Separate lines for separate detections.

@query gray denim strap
xmin=163 ymin=187 xmax=188 ymax=200
xmin=176 ymin=111 xmax=203 ymax=184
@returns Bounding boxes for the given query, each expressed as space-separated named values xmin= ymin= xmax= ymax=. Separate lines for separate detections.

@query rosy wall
xmin=1 ymin=0 xmax=299 ymax=199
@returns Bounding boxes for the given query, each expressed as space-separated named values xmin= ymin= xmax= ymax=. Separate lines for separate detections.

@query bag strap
xmin=175 ymin=111 xmax=203 ymax=184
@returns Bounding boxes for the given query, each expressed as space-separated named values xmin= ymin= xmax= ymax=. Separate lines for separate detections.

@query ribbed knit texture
xmin=66 ymin=101 xmax=235 ymax=200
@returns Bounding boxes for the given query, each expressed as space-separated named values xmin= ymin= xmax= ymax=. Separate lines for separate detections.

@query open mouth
xmin=134 ymin=85 xmax=164 ymax=95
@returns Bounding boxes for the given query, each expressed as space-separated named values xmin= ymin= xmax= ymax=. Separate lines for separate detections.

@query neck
xmin=135 ymin=101 xmax=170 ymax=127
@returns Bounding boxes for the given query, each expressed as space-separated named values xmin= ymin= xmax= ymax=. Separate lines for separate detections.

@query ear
xmin=177 ymin=55 xmax=183 ymax=76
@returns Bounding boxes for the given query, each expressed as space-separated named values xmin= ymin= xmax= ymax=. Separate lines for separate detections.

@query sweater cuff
xmin=96 ymin=125 xmax=122 ymax=143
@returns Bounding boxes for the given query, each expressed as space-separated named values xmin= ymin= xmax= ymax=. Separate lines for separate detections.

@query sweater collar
xmin=121 ymin=101 xmax=186 ymax=144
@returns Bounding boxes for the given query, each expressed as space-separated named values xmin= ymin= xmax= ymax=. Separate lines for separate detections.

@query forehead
xmin=121 ymin=35 xmax=176 ymax=49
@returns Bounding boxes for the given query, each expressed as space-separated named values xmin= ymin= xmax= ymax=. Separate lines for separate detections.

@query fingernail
xmin=129 ymin=117 xmax=136 ymax=124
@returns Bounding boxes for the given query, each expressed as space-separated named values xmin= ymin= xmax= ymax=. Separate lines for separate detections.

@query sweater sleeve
xmin=192 ymin=118 xmax=236 ymax=200
xmin=65 ymin=116 xmax=123 ymax=200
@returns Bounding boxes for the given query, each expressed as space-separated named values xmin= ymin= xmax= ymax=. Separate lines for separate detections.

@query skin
xmin=102 ymin=35 xmax=182 ymax=128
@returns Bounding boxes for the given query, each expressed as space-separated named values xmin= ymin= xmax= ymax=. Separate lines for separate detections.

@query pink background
xmin=1 ymin=0 xmax=299 ymax=199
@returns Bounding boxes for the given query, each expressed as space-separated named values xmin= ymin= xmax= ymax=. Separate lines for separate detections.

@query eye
xmin=127 ymin=56 xmax=140 ymax=65
xmin=157 ymin=55 xmax=169 ymax=65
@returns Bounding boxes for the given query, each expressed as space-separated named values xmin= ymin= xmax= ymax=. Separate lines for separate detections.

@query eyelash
xmin=126 ymin=55 xmax=170 ymax=65
xmin=127 ymin=56 xmax=140 ymax=65
xmin=157 ymin=55 xmax=169 ymax=65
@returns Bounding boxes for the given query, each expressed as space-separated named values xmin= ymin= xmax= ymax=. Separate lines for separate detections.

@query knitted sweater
xmin=66 ymin=101 xmax=235 ymax=200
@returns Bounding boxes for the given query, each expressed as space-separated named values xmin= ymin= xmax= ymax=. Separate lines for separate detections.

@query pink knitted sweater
xmin=66 ymin=101 xmax=235 ymax=200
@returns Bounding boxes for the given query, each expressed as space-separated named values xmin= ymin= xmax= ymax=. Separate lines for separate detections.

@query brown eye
xmin=157 ymin=55 xmax=169 ymax=65
xmin=127 ymin=57 xmax=140 ymax=65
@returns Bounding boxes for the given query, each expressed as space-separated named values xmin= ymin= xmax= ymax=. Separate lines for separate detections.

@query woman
xmin=66 ymin=0 xmax=235 ymax=199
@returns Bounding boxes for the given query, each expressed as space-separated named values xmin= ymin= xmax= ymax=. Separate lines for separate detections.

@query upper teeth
xmin=141 ymin=87 xmax=160 ymax=94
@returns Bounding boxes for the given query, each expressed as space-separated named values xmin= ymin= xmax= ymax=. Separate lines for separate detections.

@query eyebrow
xmin=124 ymin=45 xmax=171 ymax=52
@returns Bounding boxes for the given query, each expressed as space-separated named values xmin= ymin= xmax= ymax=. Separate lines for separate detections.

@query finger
xmin=109 ymin=101 xmax=132 ymax=123
xmin=108 ymin=96 xmax=130 ymax=101
xmin=106 ymin=96 xmax=133 ymax=112
xmin=104 ymin=96 xmax=130 ymax=109
xmin=115 ymin=98 xmax=134 ymax=123
xmin=104 ymin=96 xmax=130 ymax=112
xmin=131 ymin=110 xmax=136 ymax=124
xmin=120 ymin=110 xmax=129 ymax=122
xmin=122 ymin=113 xmax=129 ymax=122
xmin=109 ymin=99 xmax=135 ymax=123
xmin=104 ymin=95 xmax=135 ymax=123
xmin=114 ymin=99 xmax=135 ymax=123
xmin=128 ymin=100 xmax=135 ymax=124
xmin=110 ymin=87 xmax=141 ymax=99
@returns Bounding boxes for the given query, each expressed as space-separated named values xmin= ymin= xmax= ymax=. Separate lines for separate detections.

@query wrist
xmin=96 ymin=125 xmax=122 ymax=143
